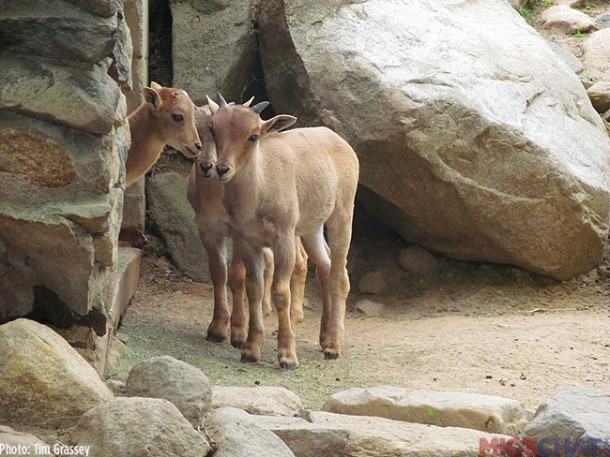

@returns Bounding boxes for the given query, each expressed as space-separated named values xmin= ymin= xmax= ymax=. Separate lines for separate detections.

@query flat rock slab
xmin=255 ymin=415 xmax=350 ymax=457
xmin=322 ymin=385 xmax=532 ymax=435
xmin=311 ymin=411 xmax=512 ymax=457
xmin=212 ymin=386 xmax=304 ymax=417
xmin=541 ymin=5 xmax=597 ymax=33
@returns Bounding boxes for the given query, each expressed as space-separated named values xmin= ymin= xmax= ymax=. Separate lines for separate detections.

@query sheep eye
xmin=248 ymin=134 xmax=259 ymax=142
xmin=172 ymin=114 xmax=184 ymax=122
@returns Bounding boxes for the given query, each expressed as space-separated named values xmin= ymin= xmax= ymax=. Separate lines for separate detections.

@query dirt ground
xmin=114 ymin=206 xmax=610 ymax=412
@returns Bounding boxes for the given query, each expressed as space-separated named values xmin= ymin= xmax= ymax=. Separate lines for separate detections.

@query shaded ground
xmin=114 ymin=210 xmax=610 ymax=411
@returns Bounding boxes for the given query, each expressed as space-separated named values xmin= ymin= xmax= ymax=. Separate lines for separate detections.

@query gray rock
xmin=212 ymin=386 xmax=304 ymax=417
xmin=311 ymin=411 xmax=514 ymax=457
xmin=255 ymin=415 xmax=350 ymax=457
xmin=358 ymin=270 xmax=386 ymax=294
xmin=171 ymin=0 xmax=260 ymax=103
xmin=0 ymin=1 xmax=118 ymax=63
xmin=207 ymin=407 xmax=296 ymax=457
xmin=125 ymin=355 xmax=212 ymax=427
xmin=548 ymin=37 xmax=584 ymax=74
xmin=258 ymin=0 xmax=610 ymax=280
xmin=524 ymin=387 xmax=610 ymax=448
xmin=323 ymin=386 xmax=532 ymax=435
xmin=0 ymin=319 xmax=113 ymax=428
xmin=595 ymin=12 xmax=610 ymax=29
xmin=0 ymin=55 xmax=122 ymax=135
xmin=146 ymin=172 xmax=209 ymax=282
xmin=70 ymin=397 xmax=211 ymax=457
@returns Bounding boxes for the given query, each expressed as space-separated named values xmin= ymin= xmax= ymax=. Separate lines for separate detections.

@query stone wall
xmin=0 ymin=0 xmax=138 ymax=372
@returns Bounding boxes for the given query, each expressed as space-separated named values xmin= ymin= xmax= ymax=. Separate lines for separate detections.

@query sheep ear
xmin=262 ymin=115 xmax=297 ymax=134
xmin=150 ymin=81 xmax=162 ymax=90
xmin=144 ymin=86 xmax=159 ymax=109
xmin=206 ymin=95 xmax=219 ymax=114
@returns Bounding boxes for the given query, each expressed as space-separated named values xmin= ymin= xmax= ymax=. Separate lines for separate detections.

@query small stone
xmin=358 ymin=271 xmax=386 ymax=294
xmin=355 ymin=299 xmax=386 ymax=317
xmin=398 ymin=245 xmax=440 ymax=277
xmin=587 ymin=81 xmax=610 ymax=113
xmin=541 ymin=5 xmax=597 ymax=34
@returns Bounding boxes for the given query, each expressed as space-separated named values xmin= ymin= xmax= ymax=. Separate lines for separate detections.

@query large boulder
xmin=146 ymin=172 xmax=209 ymax=282
xmin=258 ymin=0 xmax=610 ymax=279
xmin=70 ymin=397 xmax=212 ymax=457
xmin=125 ymin=355 xmax=213 ymax=427
xmin=322 ymin=386 xmax=532 ymax=435
xmin=171 ymin=0 xmax=261 ymax=103
xmin=0 ymin=319 xmax=113 ymax=428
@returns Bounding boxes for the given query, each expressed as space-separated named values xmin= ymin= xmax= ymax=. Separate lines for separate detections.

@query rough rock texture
xmin=212 ymin=386 xmax=305 ymax=417
xmin=323 ymin=386 xmax=532 ymax=435
xmin=312 ymin=411 xmax=513 ymax=457
xmin=0 ymin=426 xmax=52 ymax=456
xmin=0 ymin=0 xmax=131 ymax=342
xmin=171 ymin=0 xmax=261 ymax=104
xmin=70 ymin=397 xmax=211 ymax=457
xmin=125 ymin=355 xmax=212 ymax=427
xmin=207 ymin=407 xmax=296 ymax=457
xmin=258 ymin=0 xmax=610 ymax=280
xmin=146 ymin=172 xmax=209 ymax=282
xmin=255 ymin=415 xmax=350 ymax=457
xmin=0 ymin=319 xmax=113 ymax=428
xmin=524 ymin=387 xmax=610 ymax=444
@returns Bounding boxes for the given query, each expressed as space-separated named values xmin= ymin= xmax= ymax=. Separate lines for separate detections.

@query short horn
xmin=242 ymin=96 xmax=255 ymax=107
xmin=206 ymin=95 xmax=219 ymax=114
xmin=251 ymin=101 xmax=270 ymax=114
xmin=217 ymin=93 xmax=229 ymax=108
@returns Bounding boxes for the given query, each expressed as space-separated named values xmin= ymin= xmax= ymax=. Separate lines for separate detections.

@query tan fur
xmin=126 ymin=82 xmax=201 ymax=186
xmin=187 ymin=105 xmax=308 ymax=348
xmin=209 ymin=101 xmax=359 ymax=368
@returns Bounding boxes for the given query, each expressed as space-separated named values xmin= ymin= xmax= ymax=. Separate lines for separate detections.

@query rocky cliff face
xmin=0 ymin=0 xmax=131 ymax=343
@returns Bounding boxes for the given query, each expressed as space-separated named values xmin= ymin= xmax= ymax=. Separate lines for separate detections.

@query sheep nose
xmin=216 ymin=165 xmax=230 ymax=177
xmin=198 ymin=162 xmax=214 ymax=177
xmin=195 ymin=143 xmax=202 ymax=151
